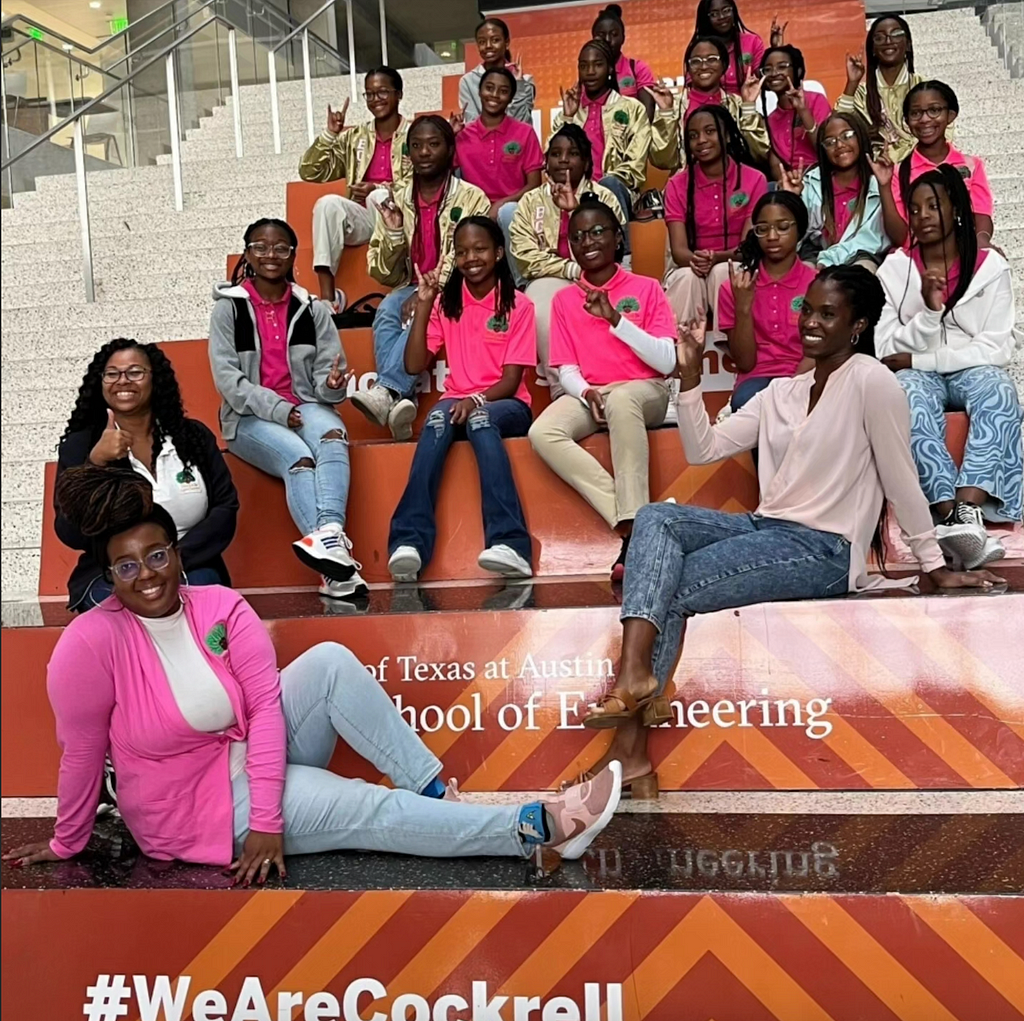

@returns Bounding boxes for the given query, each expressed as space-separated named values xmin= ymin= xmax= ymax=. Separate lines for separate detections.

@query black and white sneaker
xmin=935 ymin=503 xmax=988 ymax=570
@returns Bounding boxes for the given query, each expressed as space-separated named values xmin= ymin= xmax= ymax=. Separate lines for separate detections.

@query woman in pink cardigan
xmin=4 ymin=467 xmax=620 ymax=879
xmin=561 ymin=265 xmax=1004 ymax=798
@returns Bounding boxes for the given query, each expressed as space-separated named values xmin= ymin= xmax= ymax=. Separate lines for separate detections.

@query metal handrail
xmin=2 ymin=30 xmax=126 ymax=83
xmin=267 ymin=0 xmax=387 ymax=154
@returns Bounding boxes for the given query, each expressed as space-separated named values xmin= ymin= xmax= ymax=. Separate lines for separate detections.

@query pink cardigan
xmin=47 ymin=586 xmax=285 ymax=866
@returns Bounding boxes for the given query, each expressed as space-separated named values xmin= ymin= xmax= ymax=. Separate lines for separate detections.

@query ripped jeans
xmin=388 ymin=397 xmax=532 ymax=566
xmin=228 ymin=402 xmax=350 ymax=536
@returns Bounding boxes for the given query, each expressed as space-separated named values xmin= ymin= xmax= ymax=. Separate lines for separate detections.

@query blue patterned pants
xmin=896 ymin=366 xmax=1023 ymax=522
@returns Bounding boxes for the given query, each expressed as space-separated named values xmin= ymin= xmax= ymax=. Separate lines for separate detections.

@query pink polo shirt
xmin=242 ymin=278 xmax=298 ymax=406
xmin=426 ymin=285 xmax=536 ymax=406
xmin=722 ymin=30 xmax=765 ymax=93
xmin=411 ymin=188 xmax=442 ymax=278
xmin=615 ymin=53 xmax=656 ymax=99
xmin=685 ymin=87 xmax=727 ymax=117
xmin=767 ymin=92 xmax=832 ymax=168
xmin=581 ymin=90 xmax=611 ymax=178
xmin=364 ymin=135 xmax=394 ymax=184
xmin=894 ymin=146 xmax=994 ymax=224
xmin=549 ymin=267 xmax=675 ymax=385
xmin=910 ymin=247 xmax=989 ymax=301
xmin=717 ymin=258 xmax=817 ymax=386
xmin=828 ymin=176 xmax=864 ymax=245
xmin=664 ymin=162 xmax=768 ymax=250
xmin=455 ymin=116 xmax=544 ymax=202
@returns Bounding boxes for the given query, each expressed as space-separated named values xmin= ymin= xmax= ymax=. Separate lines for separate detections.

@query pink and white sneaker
xmin=543 ymin=760 xmax=622 ymax=860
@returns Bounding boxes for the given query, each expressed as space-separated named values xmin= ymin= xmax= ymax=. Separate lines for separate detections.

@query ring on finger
xmin=262 ymin=858 xmax=273 ymax=866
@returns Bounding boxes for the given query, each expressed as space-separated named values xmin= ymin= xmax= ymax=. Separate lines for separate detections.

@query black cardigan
xmin=55 ymin=420 xmax=239 ymax=608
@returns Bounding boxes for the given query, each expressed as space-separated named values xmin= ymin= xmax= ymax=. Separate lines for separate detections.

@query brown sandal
xmin=582 ymin=689 xmax=673 ymax=730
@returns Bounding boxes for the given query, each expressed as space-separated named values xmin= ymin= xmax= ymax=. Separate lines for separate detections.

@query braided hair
xmin=548 ymin=124 xmax=594 ymax=182
xmin=60 ymin=338 xmax=206 ymax=471
xmin=734 ymin=190 xmax=808 ymax=272
xmin=684 ymin=35 xmax=730 ymax=92
xmin=439 ymin=216 xmax=518 ymax=323
xmin=593 ymin=4 xmax=626 ymax=58
xmin=569 ymin=194 xmax=627 ymax=263
xmin=231 ymin=218 xmax=298 ymax=285
xmin=55 ymin=463 xmax=178 ymax=571
xmin=682 ymin=104 xmax=754 ymax=251
xmin=409 ymin=114 xmax=457 ymax=273
xmin=759 ymin=45 xmax=807 ymax=169
xmin=474 ymin=17 xmax=514 ymax=64
xmin=578 ymin=38 xmax=620 ymax=96
xmin=901 ymin=165 xmax=976 ymax=322
xmin=897 ymin=80 xmax=959 ymax=210
xmin=864 ymin=15 xmax=914 ymax=137
xmin=693 ymin=0 xmax=752 ymax=83
xmin=815 ymin=112 xmax=873 ymax=245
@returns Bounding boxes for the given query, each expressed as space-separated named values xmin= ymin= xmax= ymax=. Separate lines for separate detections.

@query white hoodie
xmin=875 ymin=249 xmax=1019 ymax=373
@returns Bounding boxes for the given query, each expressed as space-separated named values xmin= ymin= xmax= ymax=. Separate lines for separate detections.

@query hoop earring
xmin=180 ymin=571 xmax=190 ymax=588
xmin=851 ymin=332 xmax=860 ymax=347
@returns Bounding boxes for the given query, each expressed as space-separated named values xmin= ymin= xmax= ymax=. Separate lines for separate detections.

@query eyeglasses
xmin=111 ymin=547 xmax=172 ymax=583
xmin=753 ymin=220 xmax=797 ymax=237
xmin=687 ymin=55 xmax=723 ymax=69
xmin=907 ymin=105 xmax=948 ymax=122
xmin=822 ymin=129 xmax=857 ymax=149
xmin=871 ymin=28 xmax=907 ymax=43
xmin=709 ymin=4 xmax=735 ymax=15
xmin=102 ymin=366 xmax=151 ymax=383
xmin=569 ymin=224 xmax=614 ymax=243
xmin=765 ymin=61 xmax=793 ymax=73
xmin=364 ymin=88 xmax=397 ymax=101
xmin=246 ymin=242 xmax=295 ymax=258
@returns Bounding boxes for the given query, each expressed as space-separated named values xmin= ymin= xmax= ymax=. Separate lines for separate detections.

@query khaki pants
xmin=529 ymin=379 xmax=670 ymax=528
xmin=525 ymin=276 xmax=575 ymax=396
xmin=312 ymin=190 xmax=386 ymax=274
xmin=664 ymin=262 xmax=730 ymax=329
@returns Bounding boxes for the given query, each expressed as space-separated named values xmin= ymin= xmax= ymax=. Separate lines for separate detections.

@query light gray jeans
xmin=232 ymin=643 xmax=525 ymax=858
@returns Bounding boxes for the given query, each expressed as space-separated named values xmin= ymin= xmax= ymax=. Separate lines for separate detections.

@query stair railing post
xmin=269 ymin=47 xmax=282 ymax=154
xmin=72 ymin=119 xmax=96 ymax=303
xmin=302 ymin=28 xmax=315 ymax=145
xmin=228 ymin=26 xmax=243 ymax=158
xmin=165 ymin=51 xmax=184 ymax=212
xmin=346 ymin=0 xmax=357 ymax=111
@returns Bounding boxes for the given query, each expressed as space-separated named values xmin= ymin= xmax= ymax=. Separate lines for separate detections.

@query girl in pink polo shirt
xmin=529 ymin=196 xmax=677 ymax=582
xmin=759 ymin=46 xmax=832 ymax=179
xmin=718 ymin=191 xmax=816 ymax=411
xmin=664 ymin=105 xmax=768 ymax=339
xmin=453 ymin=67 xmax=544 ymax=283
xmin=592 ymin=4 xmax=657 ymax=120
xmin=874 ymin=81 xmax=995 ymax=250
xmin=388 ymin=217 xmax=537 ymax=583
xmin=691 ymin=0 xmax=768 ymax=94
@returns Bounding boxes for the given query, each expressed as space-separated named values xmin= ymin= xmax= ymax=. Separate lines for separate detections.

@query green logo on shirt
xmin=790 ymin=296 xmax=804 ymax=313
xmin=958 ymin=164 xmax=971 ymax=180
xmin=742 ymin=52 xmax=753 ymax=65
xmin=615 ymin=296 xmax=641 ymax=314
xmin=620 ymin=75 xmax=636 ymax=87
xmin=613 ymin=109 xmax=630 ymax=125
xmin=401 ymin=142 xmax=409 ymax=156
xmin=503 ymin=141 xmax=522 ymax=156
xmin=176 ymin=467 xmax=195 ymax=485
xmin=451 ymin=207 xmax=463 ymax=223
xmin=729 ymin=191 xmax=750 ymax=209
xmin=486 ymin=314 xmax=510 ymax=332
xmin=205 ymin=622 xmax=228 ymax=656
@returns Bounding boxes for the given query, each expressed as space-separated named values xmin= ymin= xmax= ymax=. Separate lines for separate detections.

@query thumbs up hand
xmin=88 ymin=408 xmax=133 ymax=465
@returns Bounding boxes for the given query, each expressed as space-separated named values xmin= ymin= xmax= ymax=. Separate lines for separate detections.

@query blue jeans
xmin=621 ymin=503 xmax=851 ymax=692
xmin=597 ymin=174 xmax=632 ymax=254
xmin=896 ymin=366 xmax=1023 ymax=522
xmin=389 ymin=398 xmax=533 ymax=566
xmin=80 ymin=566 xmax=222 ymax=611
xmin=373 ymin=285 xmax=419 ymax=398
xmin=232 ymin=643 xmax=524 ymax=857
xmin=496 ymin=200 xmax=523 ymax=287
xmin=228 ymin=402 xmax=350 ymax=536
xmin=730 ymin=374 xmax=775 ymax=412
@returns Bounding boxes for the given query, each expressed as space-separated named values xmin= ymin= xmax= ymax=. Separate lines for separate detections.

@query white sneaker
xmin=293 ymin=523 xmax=360 ymax=581
xmin=330 ymin=287 xmax=347 ymax=314
xmin=967 ymin=534 xmax=1005 ymax=571
xmin=935 ymin=503 xmax=988 ymax=572
xmin=388 ymin=398 xmax=417 ymax=441
xmin=318 ymin=571 xmax=368 ymax=599
xmin=350 ymin=383 xmax=395 ymax=427
xmin=478 ymin=544 xmax=533 ymax=578
xmin=388 ymin=545 xmax=422 ymax=582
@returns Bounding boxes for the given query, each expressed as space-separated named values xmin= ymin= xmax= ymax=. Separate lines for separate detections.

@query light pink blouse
xmin=676 ymin=354 xmax=945 ymax=590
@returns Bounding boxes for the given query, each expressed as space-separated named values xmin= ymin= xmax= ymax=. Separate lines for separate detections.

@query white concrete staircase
xmin=3 ymin=6 xmax=1023 ymax=601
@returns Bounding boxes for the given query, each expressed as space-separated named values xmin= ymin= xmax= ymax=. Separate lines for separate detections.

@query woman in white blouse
xmin=563 ymin=265 xmax=1003 ymax=797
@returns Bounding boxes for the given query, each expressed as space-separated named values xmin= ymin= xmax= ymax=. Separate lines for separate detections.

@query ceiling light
xmin=440 ymin=50 xmax=451 ymax=57
xmin=89 ymin=1 xmax=101 ymax=7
